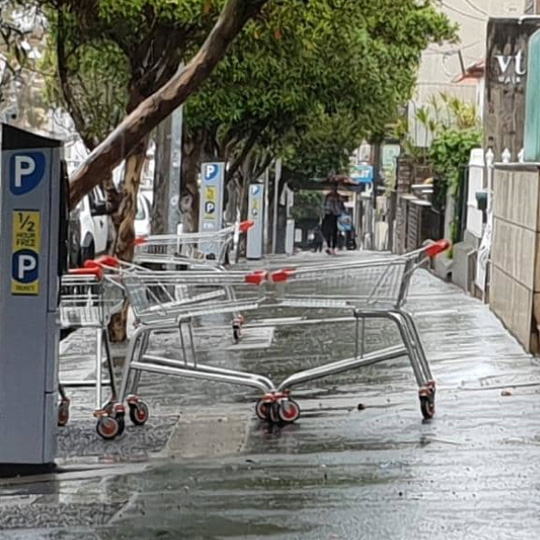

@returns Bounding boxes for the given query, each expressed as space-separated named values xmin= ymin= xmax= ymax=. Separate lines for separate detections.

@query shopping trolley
xmin=90 ymin=240 xmax=448 ymax=439
xmin=58 ymin=265 xmax=124 ymax=428
xmin=85 ymin=260 xmax=268 ymax=439
xmin=251 ymin=240 xmax=451 ymax=422
xmin=134 ymin=220 xmax=254 ymax=342
xmin=134 ymin=220 xmax=254 ymax=269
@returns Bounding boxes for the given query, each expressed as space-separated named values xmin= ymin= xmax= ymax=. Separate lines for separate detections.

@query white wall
xmin=467 ymin=148 xmax=485 ymax=239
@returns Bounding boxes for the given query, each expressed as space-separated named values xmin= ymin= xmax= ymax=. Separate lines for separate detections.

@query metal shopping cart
xmin=59 ymin=265 xmax=124 ymax=428
xmin=134 ymin=220 xmax=254 ymax=269
xmin=255 ymin=240 xmax=450 ymax=422
xmin=86 ymin=261 xmax=267 ymax=439
xmin=134 ymin=221 xmax=255 ymax=342
xmin=89 ymin=240 xmax=449 ymax=439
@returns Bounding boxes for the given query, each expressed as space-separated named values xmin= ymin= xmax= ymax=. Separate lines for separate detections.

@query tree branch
xmin=253 ymin=153 xmax=273 ymax=182
xmin=224 ymin=129 xmax=261 ymax=184
xmin=69 ymin=0 xmax=270 ymax=207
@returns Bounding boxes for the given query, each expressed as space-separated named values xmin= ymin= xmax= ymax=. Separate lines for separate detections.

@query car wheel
xmin=79 ymin=238 xmax=95 ymax=266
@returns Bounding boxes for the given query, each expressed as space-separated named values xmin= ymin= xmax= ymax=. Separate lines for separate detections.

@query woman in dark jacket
xmin=322 ymin=184 xmax=345 ymax=255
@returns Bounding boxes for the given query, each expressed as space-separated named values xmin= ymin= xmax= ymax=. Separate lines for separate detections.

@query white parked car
xmin=135 ymin=193 xmax=152 ymax=238
xmin=76 ymin=186 xmax=111 ymax=264
xmin=72 ymin=187 xmax=153 ymax=266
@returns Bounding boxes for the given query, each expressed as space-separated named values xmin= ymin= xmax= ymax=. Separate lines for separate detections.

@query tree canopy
xmin=184 ymin=0 xmax=457 ymax=187
xmin=2 ymin=0 xmax=269 ymax=205
xmin=40 ymin=0 xmax=228 ymax=150
xmin=2 ymin=0 xmax=456 ymax=224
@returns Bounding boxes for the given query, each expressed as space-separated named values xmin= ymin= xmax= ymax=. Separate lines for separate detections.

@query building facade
xmin=410 ymin=0 xmax=523 ymax=146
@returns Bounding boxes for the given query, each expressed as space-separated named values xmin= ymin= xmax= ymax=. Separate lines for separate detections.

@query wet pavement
xmin=1 ymin=251 xmax=540 ymax=539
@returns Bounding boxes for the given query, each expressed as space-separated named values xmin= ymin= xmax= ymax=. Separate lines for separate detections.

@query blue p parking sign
xmin=204 ymin=163 xmax=220 ymax=182
xmin=12 ymin=249 xmax=39 ymax=283
xmin=9 ymin=152 xmax=46 ymax=195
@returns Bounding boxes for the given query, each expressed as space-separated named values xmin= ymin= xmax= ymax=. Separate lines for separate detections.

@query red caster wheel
xmin=58 ymin=399 xmax=70 ymax=427
xmin=96 ymin=416 xmax=122 ymax=440
xmin=277 ymin=399 xmax=301 ymax=424
xmin=419 ymin=390 xmax=435 ymax=420
xmin=103 ymin=400 xmax=117 ymax=415
xmin=255 ymin=398 xmax=272 ymax=421
xmin=128 ymin=400 xmax=150 ymax=426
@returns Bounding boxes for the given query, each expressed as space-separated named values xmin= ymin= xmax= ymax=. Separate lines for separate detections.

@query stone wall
xmin=490 ymin=167 xmax=540 ymax=351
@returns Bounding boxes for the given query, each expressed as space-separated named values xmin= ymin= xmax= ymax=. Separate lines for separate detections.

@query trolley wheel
xmin=96 ymin=416 xmax=121 ymax=440
xmin=129 ymin=400 xmax=149 ymax=426
xmin=58 ymin=400 xmax=70 ymax=427
xmin=269 ymin=402 xmax=281 ymax=424
xmin=117 ymin=413 xmax=126 ymax=436
xmin=420 ymin=392 xmax=436 ymax=420
xmin=277 ymin=399 xmax=301 ymax=424
xmin=255 ymin=399 xmax=271 ymax=421
xmin=103 ymin=400 xmax=116 ymax=415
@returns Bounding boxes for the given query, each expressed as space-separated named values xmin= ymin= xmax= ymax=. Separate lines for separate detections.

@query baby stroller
xmin=338 ymin=213 xmax=357 ymax=251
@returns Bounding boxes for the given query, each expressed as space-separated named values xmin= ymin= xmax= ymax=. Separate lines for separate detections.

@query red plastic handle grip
xmin=271 ymin=268 xmax=296 ymax=283
xmin=68 ymin=267 xmax=104 ymax=280
xmin=424 ymin=240 xmax=451 ymax=258
xmin=239 ymin=220 xmax=255 ymax=233
xmin=85 ymin=256 xmax=120 ymax=269
xmin=244 ymin=270 xmax=267 ymax=285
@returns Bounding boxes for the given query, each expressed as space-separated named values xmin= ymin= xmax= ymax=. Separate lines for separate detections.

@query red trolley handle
xmin=270 ymin=268 xmax=296 ymax=283
xmin=424 ymin=240 xmax=451 ymax=258
xmin=244 ymin=270 xmax=267 ymax=285
xmin=84 ymin=256 xmax=121 ymax=269
xmin=239 ymin=220 xmax=255 ymax=233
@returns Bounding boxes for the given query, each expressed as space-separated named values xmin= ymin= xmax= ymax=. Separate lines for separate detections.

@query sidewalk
xmin=1 ymin=250 xmax=540 ymax=539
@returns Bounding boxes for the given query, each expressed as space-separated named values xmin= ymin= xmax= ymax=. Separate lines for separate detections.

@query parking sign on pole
xmin=247 ymin=183 xmax=265 ymax=260
xmin=199 ymin=162 xmax=225 ymax=256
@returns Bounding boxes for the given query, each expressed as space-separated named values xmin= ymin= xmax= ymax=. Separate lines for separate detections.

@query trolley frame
xmin=90 ymin=241 xmax=448 ymax=437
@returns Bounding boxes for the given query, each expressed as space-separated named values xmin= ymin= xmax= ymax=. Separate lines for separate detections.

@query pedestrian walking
xmin=322 ymin=184 xmax=345 ymax=255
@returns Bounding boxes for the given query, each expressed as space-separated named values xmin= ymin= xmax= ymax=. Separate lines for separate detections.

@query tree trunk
xmin=234 ymin=157 xmax=255 ymax=262
xmin=102 ymin=175 xmax=121 ymax=212
xmin=180 ymin=132 xmax=204 ymax=232
xmin=101 ymin=174 xmax=120 ymax=251
xmin=108 ymin=137 xmax=149 ymax=342
xmin=114 ymin=139 xmax=148 ymax=260
xmin=69 ymin=0 xmax=270 ymax=208
xmin=151 ymin=116 xmax=173 ymax=235
xmin=225 ymin=177 xmax=240 ymax=223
